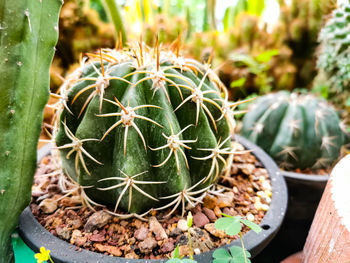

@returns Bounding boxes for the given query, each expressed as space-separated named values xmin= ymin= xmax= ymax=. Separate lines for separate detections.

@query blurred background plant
xmin=312 ymin=2 xmax=350 ymax=128
xmin=43 ymin=0 xmax=348 ymax=143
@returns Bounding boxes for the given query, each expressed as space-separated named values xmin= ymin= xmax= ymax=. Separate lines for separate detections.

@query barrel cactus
xmin=52 ymin=42 xmax=239 ymax=217
xmin=241 ymin=91 xmax=345 ymax=170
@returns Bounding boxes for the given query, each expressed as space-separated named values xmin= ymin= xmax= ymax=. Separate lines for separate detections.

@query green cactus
xmin=53 ymin=43 xmax=236 ymax=217
xmin=0 ymin=0 xmax=62 ymax=262
xmin=317 ymin=3 xmax=350 ymax=95
xmin=314 ymin=2 xmax=350 ymax=124
xmin=241 ymin=91 xmax=345 ymax=170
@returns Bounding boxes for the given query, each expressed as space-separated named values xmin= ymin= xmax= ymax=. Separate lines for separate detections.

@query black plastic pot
xmin=281 ymin=170 xmax=328 ymax=221
xmin=18 ymin=135 xmax=288 ymax=263
xmin=254 ymin=168 xmax=328 ymax=263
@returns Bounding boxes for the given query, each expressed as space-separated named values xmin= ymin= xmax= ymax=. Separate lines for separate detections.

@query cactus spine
xmin=241 ymin=91 xmax=345 ymax=170
xmin=0 ymin=0 xmax=62 ymax=262
xmin=53 ymin=42 xmax=238 ymax=217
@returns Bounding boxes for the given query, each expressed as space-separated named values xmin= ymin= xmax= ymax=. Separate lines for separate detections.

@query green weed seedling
xmin=167 ymin=212 xmax=196 ymax=263
xmin=167 ymin=245 xmax=196 ymax=263
xmin=213 ymin=246 xmax=251 ymax=263
xmin=213 ymin=213 xmax=261 ymax=263
xmin=167 ymin=213 xmax=261 ymax=263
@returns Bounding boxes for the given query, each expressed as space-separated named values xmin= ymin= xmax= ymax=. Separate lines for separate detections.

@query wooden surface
xmin=302 ymin=155 xmax=350 ymax=263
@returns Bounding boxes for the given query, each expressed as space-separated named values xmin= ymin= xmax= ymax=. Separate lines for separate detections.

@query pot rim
xmin=18 ymin=135 xmax=288 ymax=263
xmin=280 ymin=170 xmax=329 ymax=182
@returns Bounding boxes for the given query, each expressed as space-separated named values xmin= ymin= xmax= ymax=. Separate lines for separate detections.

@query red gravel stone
xmin=134 ymin=226 xmax=149 ymax=241
xmin=161 ymin=241 xmax=175 ymax=253
xmin=202 ymin=207 xmax=217 ymax=222
xmin=193 ymin=212 xmax=209 ymax=228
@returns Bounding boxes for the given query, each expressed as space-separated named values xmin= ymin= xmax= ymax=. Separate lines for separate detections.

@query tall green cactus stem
xmin=242 ymin=91 xmax=345 ymax=170
xmin=102 ymin=0 xmax=127 ymax=44
xmin=53 ymin=43 xmax=237 ymax=217
xmin=0 ymin=0 xmax=62 ymax=262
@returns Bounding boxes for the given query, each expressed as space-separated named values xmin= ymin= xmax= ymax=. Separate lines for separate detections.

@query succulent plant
xmin=315 ymin=2 xmax=350 ymax=118
xmin=241 ymin=91 xmax=345 ymax=170
xmin=0 ymin=0 xmax=61 ymax=262
xmin=52 ymin=42 xmax=240 ymax=218
xmin=276 ymin=0 xmax=335 ymax=87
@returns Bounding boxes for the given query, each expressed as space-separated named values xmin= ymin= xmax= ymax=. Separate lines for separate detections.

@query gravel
xmin=31 ymin=143 xmax=272 ymax=259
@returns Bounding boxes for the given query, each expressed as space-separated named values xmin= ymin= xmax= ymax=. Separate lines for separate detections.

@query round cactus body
xmin=242 ymin=91 xmax=345 ymax=170
xmin=54 ymin=44 xmax=236 ymax=216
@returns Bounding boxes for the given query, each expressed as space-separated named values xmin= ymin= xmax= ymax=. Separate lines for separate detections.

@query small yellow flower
xmin=34 ymin=247 xmax=52 ymax=263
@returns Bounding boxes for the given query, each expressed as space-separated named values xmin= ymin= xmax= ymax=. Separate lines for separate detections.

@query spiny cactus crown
xmin=51 ymin=41 xmax=242 ymax=218
xmin=242 ymin=91 xmax=345 ymax=170
xmin=317 ymin=3 xmax=350 ymax=93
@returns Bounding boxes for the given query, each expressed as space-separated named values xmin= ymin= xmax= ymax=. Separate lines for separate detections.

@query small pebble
xmin=261 ymin=204 xmax=269 ymax=211
xmin=265 ymin=189 xmax=272 ymax=197
xmin=204 ymin=223 xmax=226 ymax=238
xmin=246 ymin=213 xmax=255 ymax=221
xmin=254 ymin=202 xmax=262 ymax=210
xmin=161 ymin=241 xmax=175 ymax=253
xmin=39 ymin=198 xmax=57 ymax=214
xmin=134 ymin=226 xmax=148 ymax=241
xmin=213 ymin=206 xmax=222 ymax=217
xmin=202 ymin=207 xmax=217 ymax=222
xmin=177 ymin=219 xmax=188 ymax=232
xmin=265 ymin=196 xmax=272 ymax=204
xmin=194 ymin=248 xmax=201 ymax=255
xmin=138 ymin=237 xmax=157 ymax=253
xmin=193 ymin=212 xmax=209 ymax=228
xmin=257 ymin=191 xmax=266 ymax=198
xmin=169 ymin=228 xmax=182 ymax=237
xmin=84 ymin=211 xmax=112 ymax=233
xmin=149 ymin=216 xmax=168 ymax=239
xmin=262 ymin=181 xmax=272 ymax=190
xmin=217 ymin=192 xmax=234 ymax=208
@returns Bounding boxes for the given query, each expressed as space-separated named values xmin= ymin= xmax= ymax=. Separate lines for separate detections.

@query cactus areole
xmin=242 ymin=91 xmax=345 ymax=170
xmin=54 ymin=43 xmax=240 ymax=216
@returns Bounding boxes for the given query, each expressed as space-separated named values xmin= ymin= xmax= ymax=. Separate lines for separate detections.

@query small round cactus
xmin=241 ymin=91 xmax=345 ymax=170
xmin=52 ymin=42 xmax=239 ymax=217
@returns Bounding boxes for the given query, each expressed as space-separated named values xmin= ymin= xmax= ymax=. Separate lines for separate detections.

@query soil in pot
xmin=29 ymin=141 xmax=272 ymax=260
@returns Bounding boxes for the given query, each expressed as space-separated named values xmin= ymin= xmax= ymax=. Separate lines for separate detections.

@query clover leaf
xmin=240 ymin=219 xmax=262 ymax=233
xmin=214 ymin=215 xmax=242 ymax=236
xmin=215 ymin=214 xmax=262 ymax=236
xmin=167 ymin=259 xmax=197 ymax=263
xmin=213 ymin=246 xmax=251 ymax=263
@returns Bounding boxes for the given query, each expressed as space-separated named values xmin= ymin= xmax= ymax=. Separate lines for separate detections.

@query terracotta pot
xmin=301 ymin=155 xmax=350 ymax=262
